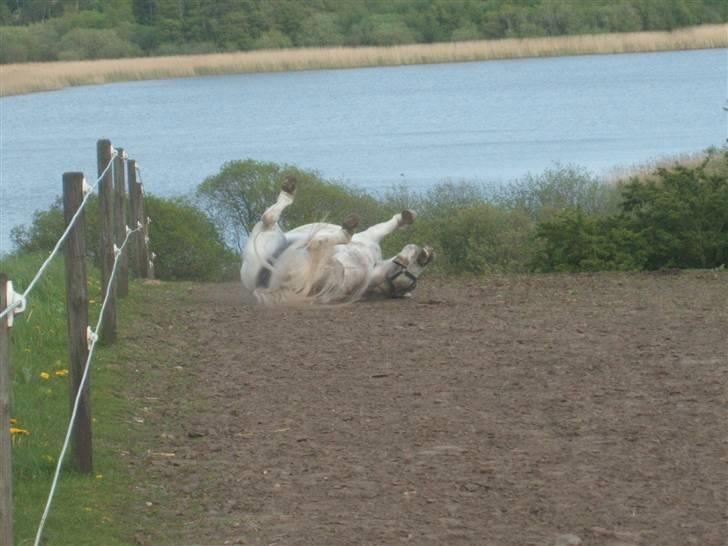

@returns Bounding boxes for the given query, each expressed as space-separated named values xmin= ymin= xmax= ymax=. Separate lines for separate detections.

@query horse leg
xmin=241 ymin=176 xmax=297 ymax=291
xmin=306 ymin=213 xmax=360 ymax=250
xmin=354 ymin=209 xmax=416 ymax=244
xmin=261 ymin=175 xmax=296 ymax=227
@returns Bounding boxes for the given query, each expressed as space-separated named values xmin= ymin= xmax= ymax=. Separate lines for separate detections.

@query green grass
xmin=0 ymin=252 xmax=145 ymax=545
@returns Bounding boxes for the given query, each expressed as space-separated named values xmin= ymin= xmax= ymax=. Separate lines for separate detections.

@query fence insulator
xmin=82 ymin=178 xmax=92 ymax=196
xmin=86 ymin=327 xmax=98 ymax=351
xmin=4 ymin=281 xmax=26 ymax=328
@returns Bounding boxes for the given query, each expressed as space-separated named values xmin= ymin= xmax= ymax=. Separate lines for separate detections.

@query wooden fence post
xmin=0 ymin=274 xmax=13 ymax=546
xmin=113 ymin=149 xmax=129 ymax=298
xmin=97 ymin=139 xmax=117 ymax=344
xmin=62 ymin=173 xmax=93 ymax=474
xmin=127 ymin=160 xmax=152 ymax=279
xmin=127 ymin=160 xmax=140 ymax=277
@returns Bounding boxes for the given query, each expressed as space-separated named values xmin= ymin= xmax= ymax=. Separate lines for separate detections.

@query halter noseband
xmin=385 ymin=258 xmax=418 ymax=298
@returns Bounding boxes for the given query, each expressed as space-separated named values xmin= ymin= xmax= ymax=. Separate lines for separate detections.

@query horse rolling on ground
xmin=241 ymin=176 xmax=434 ymax=305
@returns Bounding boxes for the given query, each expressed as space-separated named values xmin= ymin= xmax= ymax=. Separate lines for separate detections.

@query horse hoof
xmin=342 ymin=213 xmax=360 ymax=234
xmin=282 ymin=175 xmax=297 ymax=195
xmin=400 ymin=209 xmax=416 ymax=226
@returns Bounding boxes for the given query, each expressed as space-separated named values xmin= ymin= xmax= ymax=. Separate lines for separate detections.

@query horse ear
xmin=395 ymin=255 xmax=410 ymax=266
xmin=417 ymin=246 xmax=434 ymax=266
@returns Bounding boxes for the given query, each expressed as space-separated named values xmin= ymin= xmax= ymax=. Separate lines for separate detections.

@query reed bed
xmin=1 ymin=24 xmax=726 ymax=96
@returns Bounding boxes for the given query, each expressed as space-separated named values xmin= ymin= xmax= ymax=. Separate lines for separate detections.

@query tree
xmin=196 ymin=160 xmax=382 ymax=252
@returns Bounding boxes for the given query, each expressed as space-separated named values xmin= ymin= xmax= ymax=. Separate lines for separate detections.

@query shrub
xmin=297 ymin=13 xmax=345 ymax=47
xmin=534 ymin=150 xmax=728 ymax=271
xmin=10 ymin=194 xmax=235 ymax=281
xmin=57 ymin=28 xmax=142 ymax=60
xmin=436 ymin=204 xmax=535 ymax=274
xmin=619 ymin=154 xmax=728 ymax=269
xmin=497 ymin=163 xmax=619 ymax=221
xmin=532 ymin=208 xmax=646 ymax=272
xmin=253 ymin=30 xmax=293 ymax=50
xmin=379 ymin=182 xmax=534 ymax=275
xmin=144 ymin=196 xmax=238 ymax=281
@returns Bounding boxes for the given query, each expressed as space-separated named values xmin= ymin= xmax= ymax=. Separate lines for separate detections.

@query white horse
xmin=240 ymin=176 xmax=433 ymax=305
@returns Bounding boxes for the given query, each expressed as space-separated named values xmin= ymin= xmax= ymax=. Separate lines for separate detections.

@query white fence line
xmin=33 ymin=225 xmax=141 ymax=546
xmin=0 ymin=146 xmax=153 ymax=545
xmin=0 ymin=151 xmax=118 ymax=323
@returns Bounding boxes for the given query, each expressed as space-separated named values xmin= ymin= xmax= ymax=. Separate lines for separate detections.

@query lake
xmin=1 ymin=47 xmax=726 ymax=254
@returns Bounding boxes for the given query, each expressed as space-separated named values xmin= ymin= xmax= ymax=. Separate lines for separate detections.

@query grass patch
xmin=1 ymin=252 xmax=170 ymax=545
xmin=2 ymin=24 xmax=726 ymax=96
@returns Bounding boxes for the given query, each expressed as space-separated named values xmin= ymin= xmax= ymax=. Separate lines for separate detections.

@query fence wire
xmin=0 ymin=150 xmax=118 ymax=322
xmin=0 ymin=149 xmax=150 ymax=545
xmin=33 ymin=225 xmax=141 ymax=546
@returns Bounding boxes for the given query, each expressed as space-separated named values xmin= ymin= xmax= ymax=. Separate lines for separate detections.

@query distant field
xmin=1 ymin=24 xmax=726 ymax=96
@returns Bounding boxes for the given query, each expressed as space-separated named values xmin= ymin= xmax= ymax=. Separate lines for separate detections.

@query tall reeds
xmin=1 ymin=24 xmax=726 ymax=96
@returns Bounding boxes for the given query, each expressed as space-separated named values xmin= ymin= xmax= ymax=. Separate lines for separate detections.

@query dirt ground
xmin=123 ymin=272 xmax=727 ymax=546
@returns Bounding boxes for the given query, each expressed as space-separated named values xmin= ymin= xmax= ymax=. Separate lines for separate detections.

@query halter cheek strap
xmin=385 ymin=259 xmax=418 ymax=297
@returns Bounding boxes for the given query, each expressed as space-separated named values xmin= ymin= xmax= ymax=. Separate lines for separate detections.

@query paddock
xmin=125 ymin=271 xmax=727 ymax=546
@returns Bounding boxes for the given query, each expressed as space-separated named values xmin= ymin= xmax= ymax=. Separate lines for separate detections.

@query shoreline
xmin=1 ymin=24 xmax=727 ymax=97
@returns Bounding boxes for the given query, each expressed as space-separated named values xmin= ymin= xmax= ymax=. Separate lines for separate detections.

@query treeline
xmin=2 ymin=0 xmax=727 ymax=63
xmin=11 ymin=149 xmax=728 ymax=280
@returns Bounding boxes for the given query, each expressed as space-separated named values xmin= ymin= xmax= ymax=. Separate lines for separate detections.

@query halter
xmin=385 ymin=258 xmax=418 ymax=298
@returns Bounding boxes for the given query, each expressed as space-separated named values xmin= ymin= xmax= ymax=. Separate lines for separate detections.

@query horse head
xmin=385 ymin=244 xmax=434 ymax=298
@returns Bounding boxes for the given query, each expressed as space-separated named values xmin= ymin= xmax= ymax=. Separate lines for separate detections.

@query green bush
xmin=10 ymin=194 xmax=236 ymax=281
xmin=534 ymin=150 xmax=728 ymax=271
xmin=144 ymin=196 xmax=238 ymax=281
xmin=497 ymin=163 xmax=620 ymax=221
xmin=532 ymin=208 xmax=647 ymax=272
xmin=297 ymin=13 xmax=345 ymax=47
xmin=436 ymin=204 xmax=535 ymax=274
xmin=379 ymin=180 xmax=534 ymax=274
xmin=619 ymin=155 xmax=728 ymax=269
xmin=253 ymin=30 xmax=293 ymax=50
xmin=57 ymin=28 xmax=142 ymax=60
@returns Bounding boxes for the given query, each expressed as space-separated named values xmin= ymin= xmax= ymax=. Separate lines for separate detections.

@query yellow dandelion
xmin=39 ymin=372 xmax=50 ymax=381
xmin=10 ymin=427 xmax=30 ymax=435
xmin=55 ymin=369 xmax=69 ymax=377
xmin=95 ymin=474 xmax=104 ymax=480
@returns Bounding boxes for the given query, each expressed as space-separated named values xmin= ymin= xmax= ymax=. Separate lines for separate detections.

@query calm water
xmin=1 ymin=48 xmax=726 ymax=253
